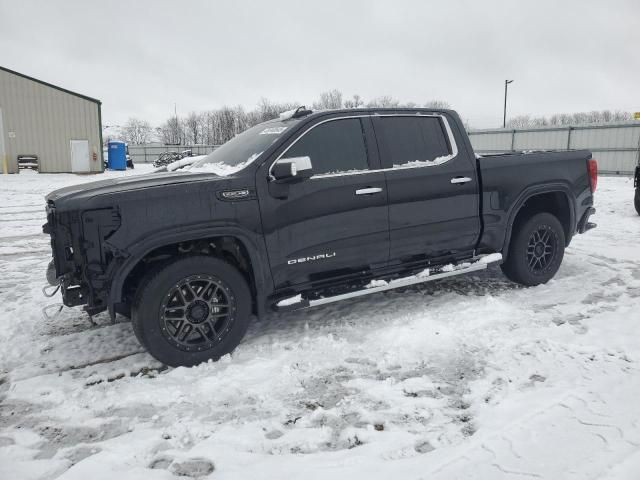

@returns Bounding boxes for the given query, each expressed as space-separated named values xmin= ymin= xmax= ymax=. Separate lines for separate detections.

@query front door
xmin=70 ymin=140 xmax=90 ymax=173
xmin=257 ymin=117 xmax=390 ymax=290
xmin=373 ymin=114 xmax=481 ymax=265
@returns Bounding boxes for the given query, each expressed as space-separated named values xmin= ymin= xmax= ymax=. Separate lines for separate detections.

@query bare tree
xmin=201 ymin=111 xmax=216 ymax=145
xmin=313 ymin=89 xmax=343 ymax=110
xmin=505 ymin=115 xmax=532 ymax=128
xmin=424 ymin=100 xmax=451 ymax=109
xmin=257 ymin=98 xmax=280 ymax=122
xmin=120 ymin=118 xmax=152 ymax=144
xmin=366 ymin=96 xmax=400 ymax=108
xmin=344 ymin=94 xmax=364 ymax=109
xmin=158 ymin=117 xmax=182 ymax=145
xmin=184 ymin=112 xmax=202 ymax=145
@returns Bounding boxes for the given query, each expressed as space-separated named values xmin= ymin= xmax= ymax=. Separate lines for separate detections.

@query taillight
xmin=588 ymin=158 xmax=598 ymax=193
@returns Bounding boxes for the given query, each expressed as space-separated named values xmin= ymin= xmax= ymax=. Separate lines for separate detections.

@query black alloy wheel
xmin=160 ymin=274 xmax=236 ymax=352
xmin=526 ymin=226 xmax=557 ymax=274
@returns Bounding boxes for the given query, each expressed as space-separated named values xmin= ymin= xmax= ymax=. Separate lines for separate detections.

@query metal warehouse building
xmin=0 ymin=66 xmax=103 ymax=174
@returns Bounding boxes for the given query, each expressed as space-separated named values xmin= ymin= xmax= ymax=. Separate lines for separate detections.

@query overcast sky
xmin=1 ymin=0 xmax=638 ymax=129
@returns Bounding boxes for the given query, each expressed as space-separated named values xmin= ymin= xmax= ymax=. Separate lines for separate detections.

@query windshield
xmin=189 ymin=120 xmax=295 ymax=175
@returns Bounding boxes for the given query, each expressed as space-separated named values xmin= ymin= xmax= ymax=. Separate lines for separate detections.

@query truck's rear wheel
xmin=132 ymin=256 xmax=252 ymax=367
xmin=634 ymin=187 xmax=640 ymax=216
xmin=501 ymin=212 xmax=565 ymax=286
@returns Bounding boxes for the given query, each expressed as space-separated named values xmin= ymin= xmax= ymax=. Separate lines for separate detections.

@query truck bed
xmin=477 ymin=150 xmax=593 ymax=253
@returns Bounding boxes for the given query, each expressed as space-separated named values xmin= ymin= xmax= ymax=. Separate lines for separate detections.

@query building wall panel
xmin=513 ymin=129 xmax=569 ymax=150
xmin=467 ymin=131 xmax=513 ymax=152
xmin=0 ymin=68 xmax=101 ymax=173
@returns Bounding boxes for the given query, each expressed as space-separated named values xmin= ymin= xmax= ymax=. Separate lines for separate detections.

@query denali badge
xmin=287 ymin=252 xmax=336 ymax=265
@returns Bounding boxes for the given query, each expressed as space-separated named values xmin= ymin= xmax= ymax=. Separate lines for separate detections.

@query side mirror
xmin=271 ymin=156 xmax=313 ymax=182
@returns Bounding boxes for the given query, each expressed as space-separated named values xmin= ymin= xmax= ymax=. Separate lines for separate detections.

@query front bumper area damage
xmin=43 ymin=202 xmax=123 ymax=315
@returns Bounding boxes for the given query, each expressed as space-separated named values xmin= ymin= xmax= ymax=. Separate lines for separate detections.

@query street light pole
xmin=503 ymin=79 xmax=514 ymax=128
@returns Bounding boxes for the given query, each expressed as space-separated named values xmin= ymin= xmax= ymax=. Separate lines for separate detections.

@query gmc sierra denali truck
xmin=43 ymin=107 xmax=597 ymax=366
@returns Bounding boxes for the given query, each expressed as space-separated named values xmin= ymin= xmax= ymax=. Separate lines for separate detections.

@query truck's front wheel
xmin=634 ymin=187 xmax=640 ymax=216
xmin=501 ymin=212 xmax=565 ymax=286
xmin=132 ymin=256 xmax=252 ymax=367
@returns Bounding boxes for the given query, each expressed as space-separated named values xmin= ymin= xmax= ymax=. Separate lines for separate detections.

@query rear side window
xmin=378 ymin=116 xmax=452 ymax=168
xmin=282 ymin=118 xmax=369 ymax=175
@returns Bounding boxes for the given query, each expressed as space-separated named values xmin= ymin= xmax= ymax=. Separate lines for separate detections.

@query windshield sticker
xmin=259 ymin=126 xmax=287 ymax=135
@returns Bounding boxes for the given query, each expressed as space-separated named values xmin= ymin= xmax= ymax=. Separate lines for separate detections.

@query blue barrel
xmin=107 ymin=141 xmax=127 ymax=170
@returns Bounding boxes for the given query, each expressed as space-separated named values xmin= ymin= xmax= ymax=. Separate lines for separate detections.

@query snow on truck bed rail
xmin=0 ymin=168 xmax=639 ymax=479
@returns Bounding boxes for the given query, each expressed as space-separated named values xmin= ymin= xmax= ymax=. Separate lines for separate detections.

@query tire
xmin=634 ymin=187 xmax=640 ymax=216
xmin=501 ymin=212 xmax=565 ymax=286
xmin=132 ymin=256 xmax=252 ymax=367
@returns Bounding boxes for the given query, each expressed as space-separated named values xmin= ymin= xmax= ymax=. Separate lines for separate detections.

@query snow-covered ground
xmin=1 ymin=167 xmax=639 ymax=479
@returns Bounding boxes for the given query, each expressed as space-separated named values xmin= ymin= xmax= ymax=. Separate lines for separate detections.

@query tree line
xmin=108 ymin=90 xmax=451 ymax=145
xmin=108 ymin=89 xmax=637 ymax=145
xmin=506 ymin=110 xmax=634 ymax=128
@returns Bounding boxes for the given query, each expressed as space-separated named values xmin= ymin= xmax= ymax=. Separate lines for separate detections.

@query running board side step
xmin=273 ymin=253 xmax=503 ymax=312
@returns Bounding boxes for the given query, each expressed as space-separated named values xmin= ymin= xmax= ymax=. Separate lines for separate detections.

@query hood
xmin=46 ymin=171 xmax=223 ymax=208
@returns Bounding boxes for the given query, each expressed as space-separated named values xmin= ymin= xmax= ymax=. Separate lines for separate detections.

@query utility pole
xmin=503 ymin=79 xmax=514 ymax=128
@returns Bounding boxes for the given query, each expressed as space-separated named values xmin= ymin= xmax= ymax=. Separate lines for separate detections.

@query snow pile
xmin=417 ymin=267 xmax=431 ymax=278
xmin=278 ymin=109 xmax=298 ymax=120
xmin=0 ymin=170 xmax=639 ymax=479
xmin=276 ymin=294 xmax=302 ymax=307
xmin=366 ymin=279 xmax=388 ymax=288
xmin=478 ymin=252 xmax=503 ymax=264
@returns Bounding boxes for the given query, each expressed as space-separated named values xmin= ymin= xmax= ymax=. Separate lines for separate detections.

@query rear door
xmin=257 ymin=117 xmax=390 ymax=290
xmin=373 ymin=114 xmax=480 ymax=265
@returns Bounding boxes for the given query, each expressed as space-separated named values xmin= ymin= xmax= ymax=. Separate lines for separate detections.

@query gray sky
xmin=1 ymin=0 xmax=638 ymax=129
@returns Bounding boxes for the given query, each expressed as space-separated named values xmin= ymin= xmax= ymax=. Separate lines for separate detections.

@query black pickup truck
xmin=43 ymin=108 xmax=597 ymax=366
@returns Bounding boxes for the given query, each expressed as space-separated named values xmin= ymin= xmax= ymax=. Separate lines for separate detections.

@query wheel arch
xmin=108 ymin=225 xmax=273 ymax=319
xmin=502 ymin=184 xmax=575 ymax=259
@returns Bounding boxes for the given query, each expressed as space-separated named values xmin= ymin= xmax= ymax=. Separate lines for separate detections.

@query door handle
xmin=450 ymin=176 xmax=472 ymax=184
xmin=355 ymin=187 xmax=383 ymax=195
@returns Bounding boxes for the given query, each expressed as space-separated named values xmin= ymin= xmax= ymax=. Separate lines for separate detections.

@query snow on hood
xmin=165 ymin=155 xmax=208 ymax=172
xmin=186 ymin=152 xmax=263 ymax=176
xmin=153 ymin=152 xmax=260 ymax=176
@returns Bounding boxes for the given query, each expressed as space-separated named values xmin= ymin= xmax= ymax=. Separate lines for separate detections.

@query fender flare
xmin=108 ymin=225 xmax=273 ymax=318
xmin=501 ymin=183 xmax=576 ymax=258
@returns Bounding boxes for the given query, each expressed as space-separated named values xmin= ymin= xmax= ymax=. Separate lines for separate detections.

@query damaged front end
xmin=43 ymin=200 xmax=124 ymax=316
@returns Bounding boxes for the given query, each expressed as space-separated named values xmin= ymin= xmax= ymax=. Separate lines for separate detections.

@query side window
xmin=281 ymin=118 xmax=369 ymax=175
xmin=378 ymin=117 xmax=452 ymax=168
